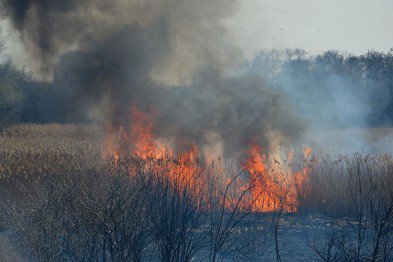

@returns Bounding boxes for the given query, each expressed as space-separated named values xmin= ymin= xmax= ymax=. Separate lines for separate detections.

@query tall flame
xmin=243 ymin=144 xmax=299 ymax=212
xmin=103 ymin=105 xmax=310 ymax=213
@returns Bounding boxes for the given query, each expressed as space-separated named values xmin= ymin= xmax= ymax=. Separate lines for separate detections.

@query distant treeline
xmin=0 ymin=63 xmax=84 ymax=127
xmin=249 ymin=49 xmax=393 ymax=128
xmin=1 ymin=49 xmax=393 ymax=127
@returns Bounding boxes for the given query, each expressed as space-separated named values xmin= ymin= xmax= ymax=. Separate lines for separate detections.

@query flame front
xmin=242 ymin=144 xmax=310 ymax=212
xmin=104 ymin=105 xmax=310 ymax=213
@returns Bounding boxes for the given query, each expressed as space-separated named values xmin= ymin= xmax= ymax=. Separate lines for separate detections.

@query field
xmin=1 ymin=124 xmax=393 ymax=261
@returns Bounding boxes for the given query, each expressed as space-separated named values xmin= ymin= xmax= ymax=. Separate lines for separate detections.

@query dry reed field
xmin=1 ymin=124 xmax=393 ymax=261
xmin=0 ymin=124 xmax=101 ymax=178
xmin=1 ymin=0 xmax=392 ymax=260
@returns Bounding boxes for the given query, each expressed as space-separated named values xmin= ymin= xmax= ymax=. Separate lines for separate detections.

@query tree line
xmin=2 ymin=49 xmax=393 ymax=128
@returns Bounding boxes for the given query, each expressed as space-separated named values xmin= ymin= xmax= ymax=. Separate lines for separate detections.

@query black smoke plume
xmin=1 ymin=0 xmax=305 ymax=158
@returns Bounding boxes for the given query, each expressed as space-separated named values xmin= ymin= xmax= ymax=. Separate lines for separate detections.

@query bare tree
xmin=1 ymin=160 xmax=153 ymax=261
xmin=205 ymin=166 xmax=259 ymax=262
xmin=146 ymin=163 xmax=208 ymax=262
xmin=306 ymin=228 xmax=348 ymax=262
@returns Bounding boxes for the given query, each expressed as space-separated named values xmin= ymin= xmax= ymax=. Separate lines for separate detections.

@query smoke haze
xmin=1 ymin=1 xmax=392 ymax=156
xmin=0 ymin=0 xmax=308 ymax=159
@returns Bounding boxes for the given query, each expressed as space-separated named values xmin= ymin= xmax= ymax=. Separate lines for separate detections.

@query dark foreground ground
xmin=0 ymin=214 xmax=349 ymax=261
xmin=218 ymin=214 xmax=339 ymax=261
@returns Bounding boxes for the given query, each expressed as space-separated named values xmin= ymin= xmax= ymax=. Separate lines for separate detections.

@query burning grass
xmin=1 ymin=124 xmax=393 ymax=261
xmin=2 ymin=123 xmax=392 ymax=216
xmin=103 ymin=105 xmax=312 ymax=213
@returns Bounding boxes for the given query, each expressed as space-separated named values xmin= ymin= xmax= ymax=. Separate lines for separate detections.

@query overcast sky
xmin=228 ymin=0 xmax=393 ymax=58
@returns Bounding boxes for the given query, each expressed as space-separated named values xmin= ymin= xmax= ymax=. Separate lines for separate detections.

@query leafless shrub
xmin=0 ymin=123 xmax=266 ymax=262
xmin=204 ymin=164 xmax=267 ymax=262
xmin=145 ymin=165 xmax=208 ymax=262
xmin=306 ymin=228 xmax=348 ymax=262
xmin=1 ymin=160 xmax=152 ymax=261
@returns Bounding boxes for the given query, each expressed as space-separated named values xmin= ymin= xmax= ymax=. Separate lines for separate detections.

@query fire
xmin=294 ymin=147 xmax=311 ymax=198
xmin=304 ymin=146 xmax=312 ymax=158
xmin=124 ymin=105 xmax=167 ymax=159
xmin=113 ymin=151 xmax=120 ymax=166
xmin=105 ymin=105 xmax=203 ymax=192
xmin=242 ymin=144 xmax=300 ymax=212
xmin=104 ymin=104 xmax=310 ymax=213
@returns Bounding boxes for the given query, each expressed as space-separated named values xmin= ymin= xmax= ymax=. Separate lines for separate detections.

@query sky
xmin=228 ymin=0 xmax=393 ymax=58
xmin=1 ymin=0 xmax=392 ymax=66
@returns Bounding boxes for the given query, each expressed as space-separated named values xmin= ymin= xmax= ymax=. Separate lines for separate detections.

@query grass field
xmin=0 ymin=124 xmax=101 ymax=178
xmin=1 ymin=124 xmax=393 ymax=261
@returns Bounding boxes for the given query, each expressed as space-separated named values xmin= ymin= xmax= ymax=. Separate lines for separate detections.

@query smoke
xmin=248 ymin=50 xmax=393 ymax=153
xmin=1 ymin=0 xmax=242 ymax=82
xmin=1 ymin=0 xmax=307 ymax=159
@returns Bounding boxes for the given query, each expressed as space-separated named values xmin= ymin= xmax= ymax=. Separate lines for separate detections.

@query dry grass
xmin=0 ymin=124 xmax=261 ymax=261
xmin=0 ymin=124 xmax=102 ymax=179
xmin=0 ymin=124 xmax=393 ymax=260
xmin=1 ymin=123 xmax=393 ymax=215
xmin=301 ymin=153 xmax=393 ymax=215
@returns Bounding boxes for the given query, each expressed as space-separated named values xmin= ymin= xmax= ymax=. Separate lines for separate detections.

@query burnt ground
xmin=0 ymin=231 xmax=26 ymax=262
xmin=257 ymin=214 xmax=332 ymax=261
xmin=0 ymin=214 xmax=331 ymax=261
xmin=220 ymin=213 xmax=336 ymax=261
xmin=1 ymin=213 xmax=390 ymax=261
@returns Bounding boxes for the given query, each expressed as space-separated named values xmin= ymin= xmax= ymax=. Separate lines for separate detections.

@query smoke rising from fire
xmin=248 ymin=50 xmax=393 ymax=154
xmin=1 ymin=0 xmax=242 ymax=83
xmin=1 ymin=0 xmax=307 ymax=159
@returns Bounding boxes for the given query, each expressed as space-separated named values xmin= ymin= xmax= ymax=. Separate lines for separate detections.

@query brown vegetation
xmin=1 ymin=124 xmax=393 ymax=261
xmin=0 ymin=124 xmax=264 ymax=261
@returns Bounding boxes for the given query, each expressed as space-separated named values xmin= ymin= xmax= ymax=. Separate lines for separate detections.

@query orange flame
xmin=127 ymin=105 xmax=166 ymax=159
xmin=243 ymin=144 xmax=299 ymax=212
xmin=104 ymin=105 xmax=310 ymax=213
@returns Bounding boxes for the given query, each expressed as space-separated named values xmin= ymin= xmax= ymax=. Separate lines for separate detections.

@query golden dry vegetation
xmin=0 ymin=124 xmax=393 ymax=261
xmin=0 ymin=124 xmax=102 ymax=179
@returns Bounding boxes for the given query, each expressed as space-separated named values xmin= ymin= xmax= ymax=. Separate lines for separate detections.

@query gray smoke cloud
xmin=1 ymin=0 xmax=242 ymax=82
xmin=248 ymin=50 xmax=393 ymax=154
xmin=1 ymin=0 xmax=306 ymax=159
